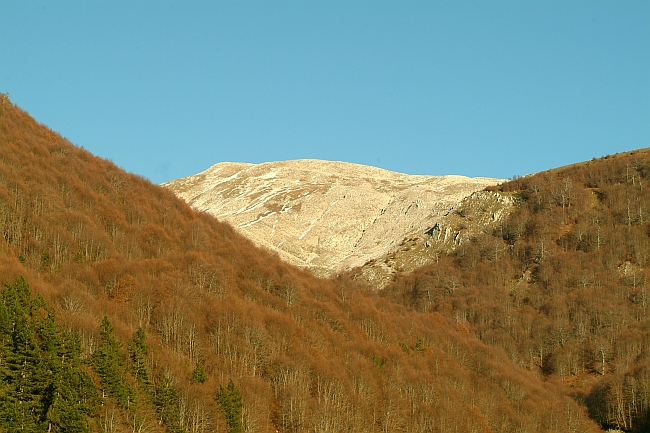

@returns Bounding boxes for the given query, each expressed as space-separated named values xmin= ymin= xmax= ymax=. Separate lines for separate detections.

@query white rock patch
xmin=163 ymin=159 xmax=504 ymax=277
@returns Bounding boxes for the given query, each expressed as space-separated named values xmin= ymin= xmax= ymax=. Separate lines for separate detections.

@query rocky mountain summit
xmin=163 ymin=160 xmax=504 ymax=279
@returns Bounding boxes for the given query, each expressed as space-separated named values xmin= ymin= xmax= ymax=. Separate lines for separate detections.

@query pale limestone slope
xmin=163 ymin=159 xmax=503 ymax=277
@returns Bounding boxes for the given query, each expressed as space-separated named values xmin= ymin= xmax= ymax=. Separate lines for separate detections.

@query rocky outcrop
xmin=353 ymin=190 xmax=515 ymax=287
xmin=163 ymin=159 xmax=504 ymax=278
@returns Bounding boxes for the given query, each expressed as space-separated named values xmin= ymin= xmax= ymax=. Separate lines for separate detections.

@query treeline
xmin=383 ymin=150 xmax=650 ymax=431
xmin=0 ymin=96 xmax=603 ymax=431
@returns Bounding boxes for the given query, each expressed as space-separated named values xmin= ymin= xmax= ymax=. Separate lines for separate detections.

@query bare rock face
xmin=354 ymin=190 xmax=515 ymax=288
xmin=163 ymin=160 xmax=503 ymax=277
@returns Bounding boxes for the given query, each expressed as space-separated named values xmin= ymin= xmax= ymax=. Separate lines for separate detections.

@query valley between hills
xmin=0 ymin=95 xmax=648 ymax=432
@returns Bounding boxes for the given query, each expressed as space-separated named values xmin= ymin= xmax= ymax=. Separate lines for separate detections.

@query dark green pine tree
xmin=189 ymin=363 xmax=208 ymax=384
xmin=67 ymin=332 xmax=101 ymax=414
xmin=91 ymin=316 xmax=133 ymax=407
xmin=216 ymin=379 xmax=243 ymax=433
xmin=128 ymin=327 xmax=151 ymax=392
xmin=0 ymin=277 xmax=98 ymax=432
xmin=2 ymin=276 xmax=32 ymax=311
xmin=153 ymin=376 xmax=184 ymax=433
xmin=0 ymin=285 xmax=14 ymax=421
xmin=38 ymin=311 xmax=99 ymax=433
xmin=2 ymin=317 xmax=43 ymax=431
xmin=0 ymin=278 xmax=45 ymax=432
xmin=43 ymin=369 xmax=93 ymax=432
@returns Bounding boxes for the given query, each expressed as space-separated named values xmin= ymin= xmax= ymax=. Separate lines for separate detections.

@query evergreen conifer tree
xmin=216 ymin=379 xmax=243 ymax=433
xmin=1 ymin=279 xmax=45 ymax=431
xmin=92 ymin=316 xmax=133 ymax=407
xmin=190 ymin=363 xmax=208 ymax=384
xmin=153 ymin=376 xmax=183 ymax=433
xmin=128 ymin=327 xmax=151 ymax=392
xmin=0 ymin=277 xmax=98 ymax=432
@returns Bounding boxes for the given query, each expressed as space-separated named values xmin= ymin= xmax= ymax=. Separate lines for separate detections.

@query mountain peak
xmin=163 ymin=160 xmax=503 ymax=277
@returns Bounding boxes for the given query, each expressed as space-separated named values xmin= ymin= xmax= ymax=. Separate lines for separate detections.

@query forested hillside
xmin=0 ymin=94 xmax=617 ymax=432
xmin=383 ymin=149 xmax=650 ymax=431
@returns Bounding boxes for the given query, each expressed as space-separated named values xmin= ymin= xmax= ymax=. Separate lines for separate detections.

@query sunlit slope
xmin=163 ymin=160 xmax=502 ymax=277
xmin=384 ymin=147 xmax=650 ymax=431
xmin=0 ymin=95 xmax=601 ymax=432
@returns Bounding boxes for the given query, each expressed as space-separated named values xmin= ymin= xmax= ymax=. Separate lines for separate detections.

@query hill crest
xmin=163 ymin=159 xmax=503 ymax=277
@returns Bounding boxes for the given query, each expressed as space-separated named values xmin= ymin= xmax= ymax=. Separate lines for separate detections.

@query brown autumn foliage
xmin=382 ymin=148 xmax=650 ymax=431
xmin=0 ymin=94 xmax=604 ymax=432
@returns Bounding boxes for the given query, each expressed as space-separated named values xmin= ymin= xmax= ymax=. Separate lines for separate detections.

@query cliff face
xmin=163 ymin=159 xmax=504 ymax=277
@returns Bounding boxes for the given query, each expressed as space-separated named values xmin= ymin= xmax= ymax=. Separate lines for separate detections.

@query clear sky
xmin=2 ymin=1 xmax=648 ymax=183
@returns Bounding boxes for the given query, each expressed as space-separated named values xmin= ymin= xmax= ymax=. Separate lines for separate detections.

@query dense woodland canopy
xmin=381 ymin=148 xmax=650 ymax=431
xmin=0 ymin=93 xmax=645 ymax=431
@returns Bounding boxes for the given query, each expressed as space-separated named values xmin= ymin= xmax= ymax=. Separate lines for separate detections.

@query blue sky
xmin=2 ymin=1 xmax=648 ymax=183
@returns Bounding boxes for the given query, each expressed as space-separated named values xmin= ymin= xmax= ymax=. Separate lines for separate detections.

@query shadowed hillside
xmin=0 ymin=94 xmax=602 ymax=432
xmin=382 ymin=148 xmax=650 ymax=431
